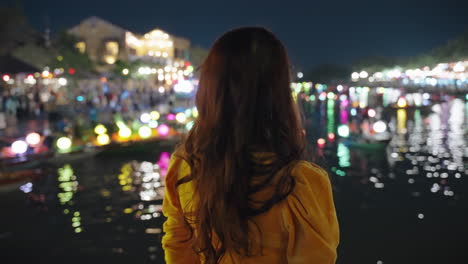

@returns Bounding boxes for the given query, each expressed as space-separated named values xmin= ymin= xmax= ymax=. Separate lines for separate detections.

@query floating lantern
xmin=97 ymin=134 xmax=110 ymax=145
xmin=157 ymin=124 xmax=170 ymax=137
xmin=57 ymin=137 xmax=72 ymax=151
xmin=12 ymin=140 xmax=28 ymax=154
xmin=139 ymin=126 xmax=152 ymax=139
xmin=26 ymin=132 xmax=41 ymax=146
xmin=94 ymin=124 xmax=107 ymax=135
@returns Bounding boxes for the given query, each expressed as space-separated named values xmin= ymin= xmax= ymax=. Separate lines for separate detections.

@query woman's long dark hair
xmin=175 ymin=27 xmax=305 ymax=263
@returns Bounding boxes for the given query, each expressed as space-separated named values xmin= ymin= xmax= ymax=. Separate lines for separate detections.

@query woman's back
xmin=161 ymin=27 xmax=339 ymax=263
xmin=163 ymin=155 xmax=339 ymax=263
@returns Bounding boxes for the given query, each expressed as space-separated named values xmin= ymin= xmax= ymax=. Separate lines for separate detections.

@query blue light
xmin=76 ymin=96 xmax=84 ymax=102
xmin=350 ymin=108 xmax=357 ymax=116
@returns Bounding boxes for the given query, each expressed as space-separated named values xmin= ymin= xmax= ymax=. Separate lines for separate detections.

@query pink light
xmin=157 ymin=124 xmax=170 ymax=136
xmin=166 ymin=113 xmax=176 ymax=121
xmin=328 ymin=133 xmax=335 ymax=141
xmin=317 ymin=138 xmax=326 ymax=148
xmin=340 ymin=109 xmax=349 ymax=124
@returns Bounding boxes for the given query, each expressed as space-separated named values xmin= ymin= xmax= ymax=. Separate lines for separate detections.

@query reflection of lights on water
xmin=19 ymin=182 xmax=33 ymax=193
xmin=397 ymin=109 xmax=407 ymax=134
xmin=337 ymin=143 xmax=350 ymax=168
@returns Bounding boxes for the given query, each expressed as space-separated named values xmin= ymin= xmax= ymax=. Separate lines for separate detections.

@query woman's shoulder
xmin=290 ymin=160 xmax=330 ymax=189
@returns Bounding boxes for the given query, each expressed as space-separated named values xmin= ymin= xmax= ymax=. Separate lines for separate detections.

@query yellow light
xmin=192 ymin=107 xmax=198 ymax=118
xmin=57 ymin=56 xmax=63 ymax=61
xmin=122 ymin=68 xmax=129 ymax=75
xmin=94 ymin=124 xmax=107 ymax=135
xmin=397 ymin=97 xmax=408 ymax=108
xmin=397 ymin=109 xmax=407 ymax=134
xmin=119 ymin=127 xmax=132 ymax=138
xmin=175 ymin=113 xmax=187 ymax=123
xmin=97 ymin=134 xmax=110 ymax=145
xmin=150 ymin=111 xmax=160 ymax=120
xmin=57 ymin=137 xmax=72 ymax=150
xmin=139 ymin=126 xmax=152 ymax=139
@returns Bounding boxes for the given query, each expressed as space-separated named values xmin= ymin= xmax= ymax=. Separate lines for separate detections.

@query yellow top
xmin=162 ymin=155 xmax=339 ymax=264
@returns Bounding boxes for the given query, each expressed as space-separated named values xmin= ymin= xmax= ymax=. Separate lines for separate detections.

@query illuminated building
xmin=68 ymin=17 xmax=190 ymax=67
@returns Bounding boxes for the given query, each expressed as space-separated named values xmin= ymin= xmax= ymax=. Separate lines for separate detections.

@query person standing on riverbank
xmin=162 ymin=27 xmax=339 ymax=264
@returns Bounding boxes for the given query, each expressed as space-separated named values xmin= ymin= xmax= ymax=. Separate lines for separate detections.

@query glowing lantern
xmin=119 ymin=127 xmax=132 ymax=138
xmin=317 ymin=138 xmax=326 ymax=148
xmin=166 ymin=113 xmax=176 ymax=121
xmin=150 ymin=111 xmax=160 ymax=120
xmin=175 ymin=113 xmax=187 ymax=123
xmin=149 ymin=120 xmax=159 ymax=128
xmin=57 ymin=137 xmax=72 ymax=151
xmin=12 ymin=140 xmax=28 ymax=154
xmin=157 ymin=124 xmax=170 ymax=136
xmin=94 ymin=124 xmax=107 ymax=135
xmin=139 ymin=126 xmax=152 ymax=139
xmin=397 ymin=97 xmax=408 ymax=108
xmin=373 ymin=121 xmax=387 ymax=133
xmin=26 ymin=132 xmax=41 ymax=146
xmin=140 ymin=113 xmax=151 ymax=123
xmin=97 ymin=134 xmax=110 ymax=145
xmin=337 ymin=125 xmax=350 ymax=138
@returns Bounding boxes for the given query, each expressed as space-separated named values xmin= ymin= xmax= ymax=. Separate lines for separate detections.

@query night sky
xmin=15 ymin=0 xmax=468 ymax=69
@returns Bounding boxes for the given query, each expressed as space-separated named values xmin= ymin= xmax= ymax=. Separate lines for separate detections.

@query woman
xmin=162 ymin=27 xmax=339 ymax=264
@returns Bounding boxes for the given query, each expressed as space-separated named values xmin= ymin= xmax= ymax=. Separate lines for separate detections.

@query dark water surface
xmin=1 ymin=99 xmax=467 ymax=264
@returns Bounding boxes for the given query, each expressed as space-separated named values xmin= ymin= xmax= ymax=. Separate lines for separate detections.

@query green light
xmin=72 ymin=222 xmax=81 ymax=227
xmin=327 ymin=99 xmax=335 ymax=134
xmin=309 ymin=95 xmax=315 ymax=101
xmin=337 ymin=143 xmax=350 ymax=168
xmin=74 ymin=227 xmax=82 ymax=233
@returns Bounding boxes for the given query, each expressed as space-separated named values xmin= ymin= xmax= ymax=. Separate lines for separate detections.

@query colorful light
xmin=373 ymin=121 xmax=387 ymax=133
xmin=119 ymin=127 xmax=132 ymax=138
xmin=327 ymin=92 xmax=335 ymax=100
xmin=192 ymin=108 xmax=199 ymax=118
xmin=157 ymin=124 xmax=170 ymax=136
xmin=58 ymin=77 xmax=67 ymax=86
xmin=150 ymin=111 xmax=160 ymax=120
xmin=94 ymin=124 xmax=107 ymax=135
xmin=328 ymin=133 xmax=336 ymax=141
xmin=185 ymin=121 xmax=194 ymax=131
xmin=140 ymin=113 xmax=151 ymax=123
xmin=139 ymin=126 xmax=152 ymax=139
xmin=97 ymin=134 xmax=110 ymax=145
xmin=26 ymin=132 xmax=41 ymax=146
xmin=337 ymin=125 xmax=350 ymax=137
xmin=397 ymin=97 xmax=408 ymax=108
xmin=317 ymin=138 xmax=326 ymax=148
xmin=12 ymin=140 xmax=28 ymax=154
xmin=350 ymin=108 xmax=357 ymax=116
xmin=175 ymin=113 xmax=187 ymax=123
xmin=166 ymin=113 xmax=176 ymax=121
xmin=2 ymin=74 xmax=10 ymax=82
xmin=368 ymin=108 xmax=376 ymax=118
xmin=149 ymin=120 xmax=159 ymax=128
xmin=57 ymin=137 xmax=72 ymax=151
xmin=122 ymin=68 xmax=129 ymax=75
xmin=68 ymin=68 xmax=76 ymax=75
